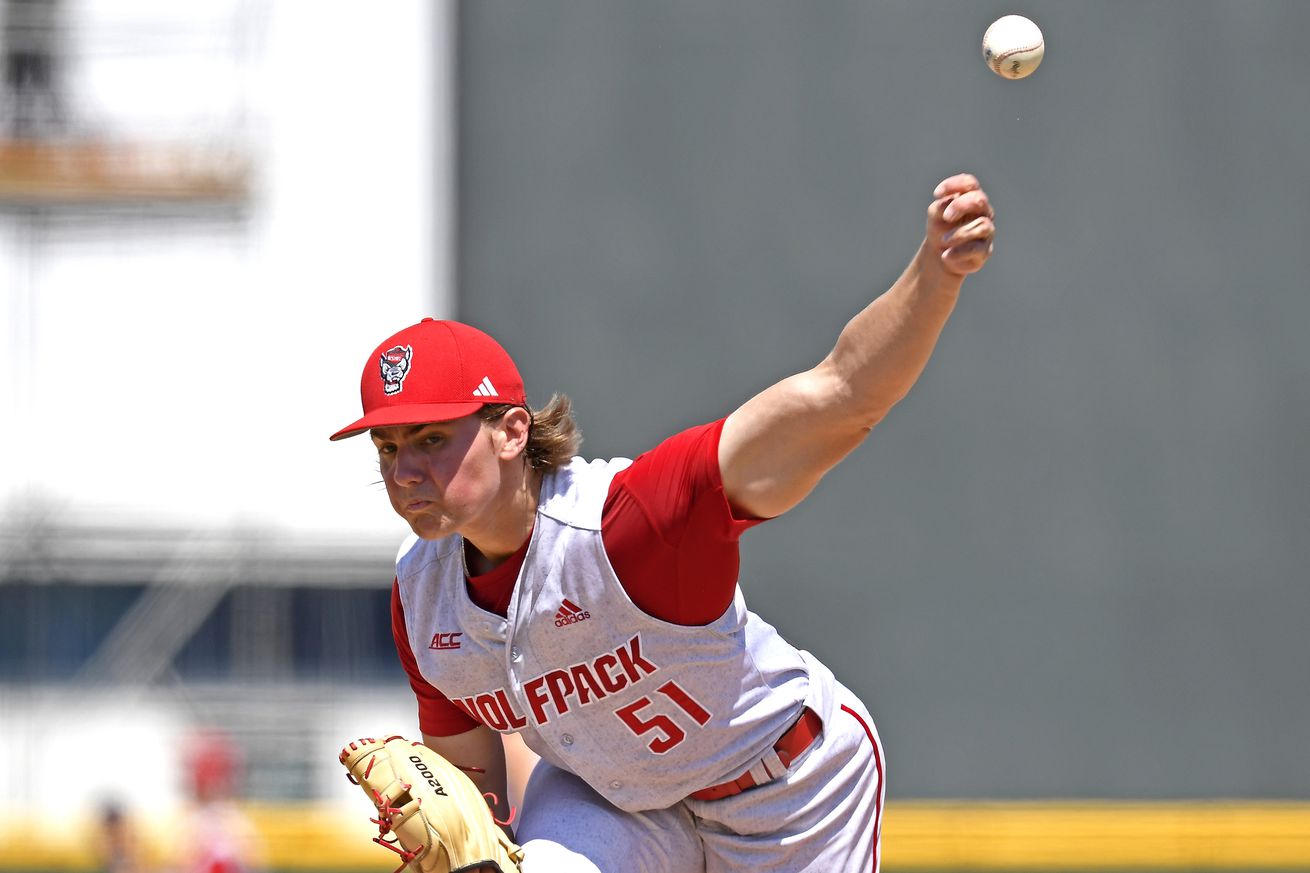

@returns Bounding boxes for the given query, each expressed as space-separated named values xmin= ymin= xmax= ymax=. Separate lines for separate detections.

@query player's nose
xmin=389 ymin=446 xmax=426 ymax=487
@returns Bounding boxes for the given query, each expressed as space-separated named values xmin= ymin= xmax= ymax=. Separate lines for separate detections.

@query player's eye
xmin=375 ymin=443 xmax=396 ymax=456
xmin=422 ymin=434 xmax=445 ymax=447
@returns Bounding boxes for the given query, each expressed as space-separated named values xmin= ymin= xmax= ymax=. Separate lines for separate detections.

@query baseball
xmin=982 ymin=14 xmax=1044 ymax=80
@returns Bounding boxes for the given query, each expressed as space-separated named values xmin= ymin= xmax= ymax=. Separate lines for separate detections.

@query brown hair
xmin=479 ymin=394 xmax=582 ymax=472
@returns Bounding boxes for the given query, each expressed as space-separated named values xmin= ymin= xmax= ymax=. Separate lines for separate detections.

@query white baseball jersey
xmin=395 ymin=456 xmax=832 ymax=812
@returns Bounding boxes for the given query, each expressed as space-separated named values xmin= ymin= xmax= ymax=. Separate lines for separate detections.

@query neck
xmin=463 ymin=466 xmax=542 ymax=574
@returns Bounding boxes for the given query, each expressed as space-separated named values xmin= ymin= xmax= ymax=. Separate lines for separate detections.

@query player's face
xmin=370 ymin=415 xmax=508 ymax=541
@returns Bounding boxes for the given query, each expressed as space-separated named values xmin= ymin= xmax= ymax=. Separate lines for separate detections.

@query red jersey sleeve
xmin=602 ymin=418 xmax=767 ymax=625
xmin=391 ymin=578 xmax=481 ymax=737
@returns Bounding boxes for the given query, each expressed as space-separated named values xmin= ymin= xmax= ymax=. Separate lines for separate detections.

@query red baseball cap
xmin=330 ymin=318 xmax=526 ymax=441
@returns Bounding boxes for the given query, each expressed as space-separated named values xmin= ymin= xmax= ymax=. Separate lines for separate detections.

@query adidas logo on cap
xmin=472 ymin=376 xmax=498 ymax=398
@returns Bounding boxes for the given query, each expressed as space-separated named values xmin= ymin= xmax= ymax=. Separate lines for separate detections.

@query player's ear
xmin=496 ymin=407 xmax=533 ymax=460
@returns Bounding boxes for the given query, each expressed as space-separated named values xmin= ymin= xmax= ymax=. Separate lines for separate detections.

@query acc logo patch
xmin=379 ymin=345 xmax=413 ymax=395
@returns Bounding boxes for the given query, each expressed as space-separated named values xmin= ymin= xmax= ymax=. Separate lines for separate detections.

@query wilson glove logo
xmin=409 ymin=755 xmax=447 ymax=796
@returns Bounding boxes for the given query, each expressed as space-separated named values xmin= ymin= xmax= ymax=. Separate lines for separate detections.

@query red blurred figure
xmin=176 ymin=730 xmax=265 ymax=873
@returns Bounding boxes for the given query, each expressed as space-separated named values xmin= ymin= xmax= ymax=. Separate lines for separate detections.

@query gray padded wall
xmin=455 ymin=1 xmax=1310 ymax=798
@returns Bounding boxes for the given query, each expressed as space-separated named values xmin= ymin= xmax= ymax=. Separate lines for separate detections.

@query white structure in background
xmin=1 ymin=0 xmax=449 ymax=540
xmin=0 ymin=0 xmax=454 ymax=829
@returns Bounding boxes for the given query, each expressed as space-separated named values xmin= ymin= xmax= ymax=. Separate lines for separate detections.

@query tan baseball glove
xmin=339 ymin=735 xmax=524 ymax=873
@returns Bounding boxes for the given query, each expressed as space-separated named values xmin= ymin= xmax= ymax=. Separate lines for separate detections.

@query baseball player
xmin=332 ymin=174 xmax=995 ymax=872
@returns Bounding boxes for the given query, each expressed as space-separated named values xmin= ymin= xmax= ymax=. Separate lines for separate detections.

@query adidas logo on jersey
xmin=554 ymin=598 xmax=591 ymax=627
xmin=472 ymin=376 xmax=498 ymax=398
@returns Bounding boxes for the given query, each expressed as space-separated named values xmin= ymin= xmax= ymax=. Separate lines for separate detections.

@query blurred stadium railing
xmin=0 ymin=514 xmax=400 ymax=687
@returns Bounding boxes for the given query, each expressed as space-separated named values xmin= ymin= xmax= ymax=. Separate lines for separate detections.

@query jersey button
xmin=561 ymin=734 xmax=574 ymax=746
xmin=510 ymin=646 xmax=522 ymax=661
xmin=609 ymin=780 xmax=622 ymax=789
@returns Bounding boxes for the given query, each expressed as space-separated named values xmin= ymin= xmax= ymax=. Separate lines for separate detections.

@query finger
xmin=927 ymin=194 xmax=958 ymax=226
xmin=942 ymin=216 xmax=995 ymax=247
xmin=941 ymin=189 xmax=993 ymax=224
xmin=927 ymin=189 xmax=993 ymax=228
xmin=933 ymin=173 xmax=980 ymax=198
xmin=942 ymin=238 xmax=994 ymax=273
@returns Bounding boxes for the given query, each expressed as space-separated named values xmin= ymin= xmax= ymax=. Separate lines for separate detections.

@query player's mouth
xmin=404 ymin=499 xmax=433 ymax=512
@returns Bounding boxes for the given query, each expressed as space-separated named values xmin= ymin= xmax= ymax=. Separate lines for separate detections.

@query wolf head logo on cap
xmin=379 ymin=345 xmax=413 ymax=396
